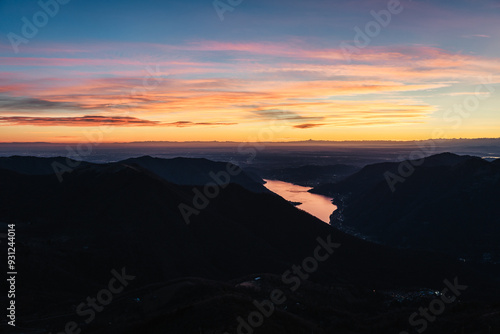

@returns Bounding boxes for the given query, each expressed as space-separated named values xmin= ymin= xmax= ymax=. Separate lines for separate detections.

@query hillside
xmin=0 ymin=156 xmax=499 ymax=333
xmin=311 ymin=153 xmax=500 ymax=261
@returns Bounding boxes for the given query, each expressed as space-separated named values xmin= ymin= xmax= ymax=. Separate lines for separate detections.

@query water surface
xmin=264 ymin=179 xmax=336 ymax=223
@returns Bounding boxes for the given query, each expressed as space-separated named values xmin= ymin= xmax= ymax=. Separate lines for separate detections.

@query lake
xmin=263 ymin=179 xmax=337 ymax=223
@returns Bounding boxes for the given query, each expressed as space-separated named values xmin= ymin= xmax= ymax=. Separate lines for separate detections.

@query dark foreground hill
xmin=0 ymin=156 xmax=499 ymax=334
xmin=311 ymin=153 xmax=500 ymax=262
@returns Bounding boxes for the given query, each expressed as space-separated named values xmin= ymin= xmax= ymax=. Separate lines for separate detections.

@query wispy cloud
xmin=0 ymin=40 xmax=498 ymax=139
xmin=163 ymin=121 xmax=237 ymax=127
xmin=294 ymin=123 xmax=325 ymax=129
xmin=251 ymin=108 xmax=324 ymax=122
xmin=0 ymin=116 xmax=237 ymax=127
xmin=0 ymin=95 xmax=85 ymax=113
xmin=462 ymin=34 xmax=491 ymax=38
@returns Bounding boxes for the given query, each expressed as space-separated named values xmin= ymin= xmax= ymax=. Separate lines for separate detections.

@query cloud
xmin=462 ymin=34 xmax=491 ymax=38
xmin=293 ymin=123 xmax=325 ymax=129
xmin=163 ymin=121 xmax=237 ymax=127
xmin=0 ymin=116 xmax=237 ymax=127
xmin=251 ymin=108 xmax=324 ymax=122
xmin=0 ymin=41 xmax=497 ymax=135
xmin=0 ymin=95 xmax=84 ymax=113
xmin=444 ymin=91 xmax=491 ymax=96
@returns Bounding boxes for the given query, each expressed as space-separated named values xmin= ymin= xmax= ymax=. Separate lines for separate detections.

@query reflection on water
xmin=264 ymin=179 xmax=337 ymax=224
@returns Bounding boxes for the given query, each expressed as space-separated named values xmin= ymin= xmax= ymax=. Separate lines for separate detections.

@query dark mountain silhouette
xmin=311 ymin=153 xmax=476 ymax=198
xmin=0 ymin=155 xmax=268 ymax=193
xmin=0 ymin=155 xmax=93 ymax=175
xmin=0 ymin=156 xmax=499 ymax=333
xmin=122 ymin=155 xmax=268 ymax=193
xmin=311 ymin=153 xmax=500 ymax=261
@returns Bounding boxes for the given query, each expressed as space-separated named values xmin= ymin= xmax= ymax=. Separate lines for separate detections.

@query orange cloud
xmin=0 ymin=116 xmax=236 ymax=127
xmin=294 ymin=123 xmax=325 ymax=129
xmin=0 ymin=41 xmax=498 ymax=139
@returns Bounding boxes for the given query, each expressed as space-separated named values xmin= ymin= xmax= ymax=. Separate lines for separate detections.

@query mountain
xmin=311 ymin=153 xmax=476 ymax=198
xmin=0 ymin=155 xmax=93 ymax=176
xmin=1 ymin=156 xmax=499 ymax=333
xmin=122 ymin=156 xmax=268 ymax=193
xmin=0 ymin=155 xmax=268 ymax=193
xmin=311 ymin=153 xmax=500 ymax=261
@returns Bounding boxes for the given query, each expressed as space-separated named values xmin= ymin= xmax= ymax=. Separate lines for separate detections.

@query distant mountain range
xmin=2 ymin=137 xmax=500 ymax=145
xmin=0 ymin=155 xmax=499 ymax=333
xmin=311 ymin=153 xmax=500 ymax=262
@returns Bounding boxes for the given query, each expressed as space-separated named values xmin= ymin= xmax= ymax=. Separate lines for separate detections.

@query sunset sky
xmin=0 ymin=0 xmax=499 ymax=142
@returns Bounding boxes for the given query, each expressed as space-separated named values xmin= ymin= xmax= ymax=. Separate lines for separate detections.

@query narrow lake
xmin=263 ymin=179 xmax=337 ymax=224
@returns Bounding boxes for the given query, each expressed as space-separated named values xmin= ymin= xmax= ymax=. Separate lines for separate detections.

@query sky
xmin=0 ymin=0 xmax=499 ymax=142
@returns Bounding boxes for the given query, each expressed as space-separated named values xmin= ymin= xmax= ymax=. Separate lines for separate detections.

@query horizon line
xmin=0 ymin=137 xmax=500 ymax=145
